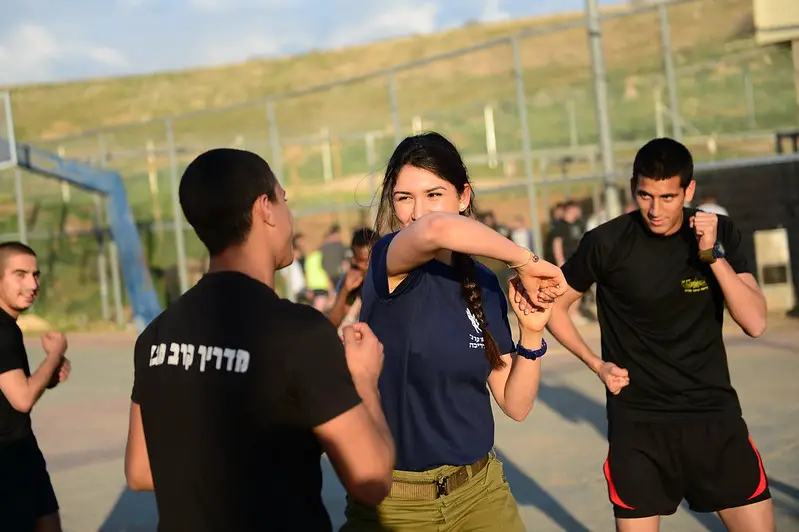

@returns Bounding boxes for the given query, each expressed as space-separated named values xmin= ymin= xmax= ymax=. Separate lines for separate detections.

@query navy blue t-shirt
xmin=360 ymin=232 xmax=515 ymax=472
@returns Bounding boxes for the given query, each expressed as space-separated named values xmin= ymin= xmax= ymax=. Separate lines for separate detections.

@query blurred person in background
xmin=341 ymin=132 xmax=565 ymax=532
xmin=696 ymin=193 xmax=729 ymax=217
xmin=280 ymin=233 xmax=312 ymax=303
xmin=328 ymin=227 xmax=379 ymax=331
xmin=546 ymin=138 xmax=773 ymax=532
xmin=320 ymin=223 xmax=348 ymax=285
xmin=509 ymin=215 xmax=534 ymax=251
xmin=125 ymin=148 xmax=395 ymax=532
xmin=548 ymin=200 xmax=590 ymax=324
xmin=304 ymin=244 xmax=335 ymax=311
xmin=0 ymin=241 xmax=71 ymax=532
xmin=543 ymin=202 xmax=565 ymax=264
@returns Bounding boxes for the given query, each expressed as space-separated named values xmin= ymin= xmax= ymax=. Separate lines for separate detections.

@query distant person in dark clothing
xmin=549 ymin=200 xmax=583 ymax=267
xmin=320 ymin=224 xmax=347 ymax=284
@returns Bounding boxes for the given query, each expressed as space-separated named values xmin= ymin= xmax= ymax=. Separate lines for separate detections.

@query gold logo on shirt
xmin=681 ymin=278 xmax=709 ymax=293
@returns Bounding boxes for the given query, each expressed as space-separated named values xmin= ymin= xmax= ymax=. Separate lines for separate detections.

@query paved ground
xmin=25 ymin=315 xmax=799 ymax=532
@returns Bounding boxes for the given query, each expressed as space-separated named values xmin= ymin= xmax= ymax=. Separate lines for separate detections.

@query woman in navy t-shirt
xmin=341 ymin=132 xmax=565 ymax=531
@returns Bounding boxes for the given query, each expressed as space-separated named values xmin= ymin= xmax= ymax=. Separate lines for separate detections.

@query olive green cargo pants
xmin=339 ymin=454 xmax=526 ymax=532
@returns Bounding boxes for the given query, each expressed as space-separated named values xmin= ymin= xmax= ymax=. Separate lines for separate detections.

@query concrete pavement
xmin=24 ymin=316 xmax=799 ymax=531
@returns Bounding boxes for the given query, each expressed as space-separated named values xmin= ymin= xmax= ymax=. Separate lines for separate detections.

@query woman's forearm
xmin=501 ymin=329 xmax=543 ymax=421
xmin=387 ymin=213 xmax=530 ymax=277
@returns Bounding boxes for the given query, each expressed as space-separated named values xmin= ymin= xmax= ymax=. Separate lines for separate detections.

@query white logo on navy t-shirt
xmin=466 ymin=308 xmax=484 ymax=349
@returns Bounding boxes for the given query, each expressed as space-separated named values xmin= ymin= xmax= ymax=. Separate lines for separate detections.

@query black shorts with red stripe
xmin=603 ymin=415 xmax=770 ymax=519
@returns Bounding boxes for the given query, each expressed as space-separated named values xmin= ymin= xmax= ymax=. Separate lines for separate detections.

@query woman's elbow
xmin=125 ymin=468 xmax=153 ymax=491
xmin=505 ymin=402 xmax=534 ymax=422
xmin=348 ymin=476 xmax=393 ymax=508
xmin=744 ymin=319 xmax=767 ymax=338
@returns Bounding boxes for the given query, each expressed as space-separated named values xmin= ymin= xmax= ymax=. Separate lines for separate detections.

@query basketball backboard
xmin=754 ymin=0 xmax=799 ymax=45
xmin=0 ymin=91 xmax=17 ymax=171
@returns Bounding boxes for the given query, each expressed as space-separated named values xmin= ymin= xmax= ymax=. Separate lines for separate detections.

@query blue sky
xmin=0 ymin=0 xmax=618 ymax=86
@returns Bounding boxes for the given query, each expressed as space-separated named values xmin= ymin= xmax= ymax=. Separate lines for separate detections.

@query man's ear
xmin=253 ymin=195 xmax=275 ymax=227
xmin=684 ymin=180 xmax=697 ymax=204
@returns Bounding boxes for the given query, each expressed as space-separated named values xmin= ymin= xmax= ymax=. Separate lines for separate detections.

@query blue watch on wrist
xmin=516 ymin=337 xmax=547 ymax=360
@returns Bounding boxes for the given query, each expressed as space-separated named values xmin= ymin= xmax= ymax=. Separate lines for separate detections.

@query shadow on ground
xmin=99 ymin=488 xmax=157 ymax=531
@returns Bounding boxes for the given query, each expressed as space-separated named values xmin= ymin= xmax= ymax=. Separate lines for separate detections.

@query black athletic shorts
xmin=0 ymin=435 xmax=60 ymax=531
xmin=603 ymin=415 xmax=770 ymax=519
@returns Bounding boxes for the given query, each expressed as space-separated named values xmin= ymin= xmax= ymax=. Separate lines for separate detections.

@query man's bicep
xmin=125 ymin=401 xmax=154 ymax=491
xmin=737 ymin=272 xmax=762 ymax=293
xmin=312 ymin=402 xmax=390 ymax=504
xmin=0 ymin=369 xmax=31 ymax=412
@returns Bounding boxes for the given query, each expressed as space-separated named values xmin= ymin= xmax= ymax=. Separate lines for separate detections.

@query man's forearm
xmin=353 ymin=378 xmax=395 ymax=462
xmin=710 ymin=259 xmax=767 ymax=337
xmin=28 ymin=356 xmax=62 ymax=406
xmin=546 ymin=306 xmax=603 ymax=374
xmin=327 ymin=291 xmax=350 ymax=329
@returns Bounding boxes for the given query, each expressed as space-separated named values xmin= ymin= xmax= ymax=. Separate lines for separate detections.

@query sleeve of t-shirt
xmin=485 ymin=273 xmax=515 ymax=355
xmin=0 ymin=327 xmax=24 ymax=376
xmin=367 ymin=232 xmax=423 ymax=301
xmin=560 ymin=229 xmax=605 ymax=293
xmin=130 ymin=326 xmax=153 ymax=405
xmin=718 ymin=216 xmax=751 ymax=274
xmin=286 ymin=307 xmax=362 ymax=428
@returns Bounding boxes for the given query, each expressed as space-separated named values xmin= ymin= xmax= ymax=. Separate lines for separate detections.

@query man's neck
xmin=207 ymin=248 xmax=276 ymax=289
xmin=0 ymin=300 xmax=20 ymax=320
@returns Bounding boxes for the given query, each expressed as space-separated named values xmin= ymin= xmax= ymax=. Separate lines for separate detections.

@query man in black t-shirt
xmin=546 ymin=138 xmax=774 ymax=532
xmin=0 ymin=241 xmax=71 ymax=532
xmin=124 ymin=148 xmax=395 ymax=532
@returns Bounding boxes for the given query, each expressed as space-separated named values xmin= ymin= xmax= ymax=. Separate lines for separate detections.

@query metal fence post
xmin=586 ymin=0 xmax=621 ymax=219
xmin=742 ymin=65 xmax=757 ymax=129
xmin=659 ymin=3 xmax=682 ymax=140
xmin=107 ymin=199 xmax=125 ymax=328
xmin=96 ymin=133 xmax=110 ymax=321
xmin=512 ymin=37 xmax=543 ymax=255
xmin=13 ymin=169 xmax=27 ymax=244
xmin=4 ymin=92 xmax=26 ymax=245
xmin=388 ymin=70 xmax=402 ymax=147
xmin=165 ymin=118 xmax=190 ymax=295
xmin=266 ymin=100 xmax=283 ymax=181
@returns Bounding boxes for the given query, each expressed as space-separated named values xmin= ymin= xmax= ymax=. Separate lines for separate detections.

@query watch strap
xmin=516 ymin=337 xmax=547 ymax=360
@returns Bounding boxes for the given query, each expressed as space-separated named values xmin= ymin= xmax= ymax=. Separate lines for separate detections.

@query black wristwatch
xmin=698 ymin=240 xmax=726 ymax=264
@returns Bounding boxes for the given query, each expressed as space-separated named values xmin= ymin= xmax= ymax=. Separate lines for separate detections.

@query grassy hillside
xmin=0 ymin=0 xmax=797 ymax=327
xmin=4 ymin=0 xmax=762 ymax=141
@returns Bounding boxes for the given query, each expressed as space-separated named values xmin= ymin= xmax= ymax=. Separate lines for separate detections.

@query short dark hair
xmin=351 ymin=227 xmax=378 ymax=250
xmin=179 ymin=149 xmax=278 ymax=256
xmin=632 ymin=137 xmax=694 ymax=188
xmin=0 ymin=241 xmax=36 ymax=275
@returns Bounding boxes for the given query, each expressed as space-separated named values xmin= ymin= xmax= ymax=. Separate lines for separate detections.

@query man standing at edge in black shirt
xmin=546 ymin=138 xmax=774 ymax=532
xmin=124 ymin=148 xmax=395 ymax=531
xmin=0 ymin=241 xmax=72 ymax=532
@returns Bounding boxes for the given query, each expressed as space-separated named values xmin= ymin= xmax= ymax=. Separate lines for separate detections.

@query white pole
xmin=484 ymin=104 xmax=498 ymax=169
xmin=321 ymin=128 xmax=333 ymax=183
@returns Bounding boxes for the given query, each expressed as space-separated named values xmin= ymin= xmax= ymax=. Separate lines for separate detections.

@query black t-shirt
xmin=549 ymin=219 xmax=583 ymax=262
xmin=562 ymin=209 xmax=748 ymax=422
xmin=0 ymin=308 xmax=33 ymax=445
xmin=131 ymin=271 xmax=362 ymax=532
